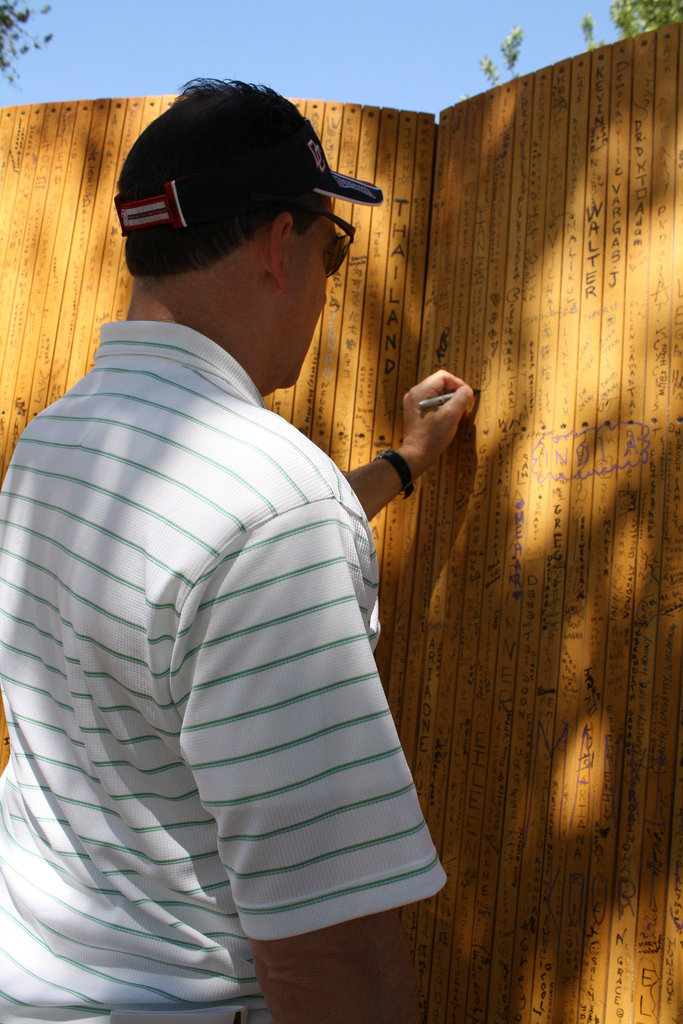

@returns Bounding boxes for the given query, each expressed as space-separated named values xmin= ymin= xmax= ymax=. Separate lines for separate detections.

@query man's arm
xmin=346 ymin=370 xmax=475 ymax=520
xmin=250 ymin=909 xmax=421 ymax=1024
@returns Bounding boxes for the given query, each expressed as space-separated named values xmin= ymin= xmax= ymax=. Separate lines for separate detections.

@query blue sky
xmin=1 ymin=0 xmax=619 ymax=116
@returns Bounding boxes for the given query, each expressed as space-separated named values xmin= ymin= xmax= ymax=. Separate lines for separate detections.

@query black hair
xmin=118 ymin=79 xmax=321 ymax=277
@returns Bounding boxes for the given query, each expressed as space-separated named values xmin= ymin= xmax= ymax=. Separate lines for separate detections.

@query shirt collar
xmin=97 ymin=320 xmax=265 ymax=407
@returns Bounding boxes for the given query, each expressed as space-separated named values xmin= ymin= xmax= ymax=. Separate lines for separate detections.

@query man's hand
xmin=397 ymin=370 xmax=475 ymax=481
xmin=346 ymin=370 xmax=475 ymax=519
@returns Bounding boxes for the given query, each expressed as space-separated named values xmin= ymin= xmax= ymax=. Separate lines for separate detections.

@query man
xmin=0 ymin=79 xmax=473 ymax=1023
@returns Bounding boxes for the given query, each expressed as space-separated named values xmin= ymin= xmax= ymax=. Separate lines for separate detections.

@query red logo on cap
xmin=307 ymin=139 xmax=326 ymax=173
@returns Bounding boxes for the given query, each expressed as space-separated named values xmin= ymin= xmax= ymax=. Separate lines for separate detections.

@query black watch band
xmin=375 ymin=449 xmax=414 ymax=498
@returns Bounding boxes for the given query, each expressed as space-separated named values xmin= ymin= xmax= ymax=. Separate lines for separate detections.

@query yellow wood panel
xmin=16 ymin=103 xmax=77 ymax=434
xmin=422 ymin=96 xmax=484 ymax=1021
xmin=606 ymin=30 xmax=658 ymax=1023
xmin=324 ymin=105 xmax=379 ymax=472
xmin=0 ymin=104 xmax=47 ymax=475
xmin=376 ymin=108 xmax=436 ymax=716
xmin=661 ymin=23 xmax=683 ymax=1015
xmin=310 ymin=100 xmax=355 ymax=454
xmin=349 ymin=106 xmax=398 ymax=475
xmin=631 ymin=25 xmax=679 ymax=1024
xmin=583 ymin=38 xmax=633 ymax=1024
xmin=485 ymin=71 xmax=536 ymax=1023
xmin=42 ymin=99 xmax=106 ymax=410
xmin=504 ymin=61 xmax=556 ymax=1024
xmin=25 ymin=101 xmax=82 ymax=422
xmin=368 ymin=107 xmax=418 ymax=569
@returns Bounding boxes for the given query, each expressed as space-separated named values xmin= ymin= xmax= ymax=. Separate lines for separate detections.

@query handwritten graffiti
xmin=531 ymin=421 xmax=650 ymax=483
xmin=510 ymin=498 xmax=525 ymax=599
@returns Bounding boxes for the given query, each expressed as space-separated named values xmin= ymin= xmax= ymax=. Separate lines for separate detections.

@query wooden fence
xmin=1 ymin=23 xmax=683 ymax=1023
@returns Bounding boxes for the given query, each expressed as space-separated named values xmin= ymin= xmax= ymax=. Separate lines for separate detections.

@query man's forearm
xmin=344 ymin=372 xmax=475 ymax=520
xmin=250 ymin=909 xmax=421 ymax=1024
xmin=345 ymin=451 xmax=414 ymax=521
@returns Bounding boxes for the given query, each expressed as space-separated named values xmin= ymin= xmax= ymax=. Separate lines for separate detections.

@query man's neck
xmin=125 ymin=258 xmax=273 ymax=394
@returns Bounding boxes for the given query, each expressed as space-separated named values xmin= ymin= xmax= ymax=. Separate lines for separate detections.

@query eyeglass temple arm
xmin=249 ymin=192 xmax=356 ymax=240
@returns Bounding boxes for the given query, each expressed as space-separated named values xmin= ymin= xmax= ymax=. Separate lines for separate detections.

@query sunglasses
xmin=250 ymin=193 xmax=356 ymax=277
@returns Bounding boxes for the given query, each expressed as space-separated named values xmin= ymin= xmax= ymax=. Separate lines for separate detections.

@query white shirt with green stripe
xmin=0 ymin=321 xmax=445 ymax=1022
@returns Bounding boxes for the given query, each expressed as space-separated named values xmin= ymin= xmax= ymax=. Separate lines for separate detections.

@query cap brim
xmin=314 ymin=169 xmax=383 ymax=206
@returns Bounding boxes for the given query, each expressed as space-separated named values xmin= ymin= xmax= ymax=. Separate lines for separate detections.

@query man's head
xmin=116 ymin=79 xmax=382 ymax=278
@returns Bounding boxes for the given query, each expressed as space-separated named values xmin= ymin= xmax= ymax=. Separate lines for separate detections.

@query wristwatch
xmin=375 ymin=449 xmax=414 ymax=498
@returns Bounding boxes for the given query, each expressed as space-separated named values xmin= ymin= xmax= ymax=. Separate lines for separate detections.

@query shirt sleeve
xmin=170 ymin=497 xmax=446 ymax=940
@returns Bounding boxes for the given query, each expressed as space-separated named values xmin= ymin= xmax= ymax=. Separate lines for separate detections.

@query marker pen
xmin=418 ymin=389 xmax=480 ymax=409
xmin=418 ymin=393 xmax=454 ymax=409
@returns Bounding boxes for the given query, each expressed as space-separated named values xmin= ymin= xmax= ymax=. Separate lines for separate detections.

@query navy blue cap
xmin=115 ymin=119 xmax=383 ymax=235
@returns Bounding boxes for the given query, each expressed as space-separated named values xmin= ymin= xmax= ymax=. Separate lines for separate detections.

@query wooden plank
xmin=397 ymin=97 xmax=470 ymax=773
xmin=375 ymin=109 xmax=436 ymax=714
xmin=661 ymin=24 xmax=683 ymax=1020
xmin=547 ymin=45 xmax=608 ymax=1024
xmin=311 ymin=101 xmax=360 ymax=455
xmin=461 ymin=77 xmax=519 ymax=1024
xmin=348 ymin=107 xmax=398 ymax=477
xmin=0 ymin=104 xmax=19 ymax=270
xmin=328 ymin=105 xmax=380 ymax=472
xmin=322 ymin=101 xmax=366 ymax=456
xmin=415 ymin=95 xmax=484 ymax=1024
xmin=373 ymin=107 xmax=438 ymax=1013
xmin=531 ymin=50 xmax=592 ymax=1024
xmin=369 ymin=107 xmax=418 ymax=572
xmin=448 ymin=85 xmax=505 ymax=1022
xmin=357 ymin=119 xmax=434 ymax=993
xmin=576 ymin=38 xmax=634 ymax=1024
xmin=501 ymin=60 xmax=555 ymax=1024
xmin=523 ymin=53 xmax=578 ymax=1023
xmin=630 ymin=24 xmax=680 ymax=1024
xmin=63 ymin=98 xmax=124 ymax=390
xmin=484 ymin=70 xmax=536 ymax=1024
xmin=602 ymin=30 xmax=657 ymax=1024
xmin=22 ymin=101 xmax=79 ymax=424
xmin=506 ymin=56 xmax=572 ymax=1024
xmin=0 ymin=104 xmax=46 ymax=475
xmin=43 ymin=99 xmax=103 ymax=408
xmin=389 ymin=99 xmax=467 ymax=1019
xmin=429 ymin=84 xmax=502 ymax=1024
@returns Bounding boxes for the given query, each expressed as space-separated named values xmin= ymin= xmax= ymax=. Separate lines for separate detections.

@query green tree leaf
xmin=0 ymin=3 xmax=53 ymax=85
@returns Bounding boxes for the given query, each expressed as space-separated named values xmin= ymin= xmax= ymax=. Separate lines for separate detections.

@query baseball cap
xmin=115 ymin=118 xmax=383 ymax=235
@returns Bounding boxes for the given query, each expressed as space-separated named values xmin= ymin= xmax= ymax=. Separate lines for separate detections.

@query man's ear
xmin=261 ymin=211 xmax=294 ymax=292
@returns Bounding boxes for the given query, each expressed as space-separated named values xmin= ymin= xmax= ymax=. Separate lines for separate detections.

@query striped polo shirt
xmin=0 ymin=321 xmax=446 ymax=1021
